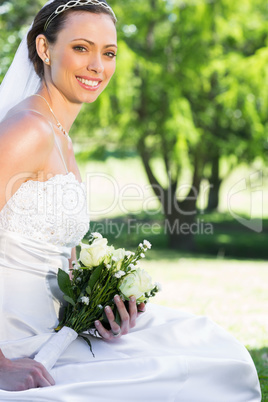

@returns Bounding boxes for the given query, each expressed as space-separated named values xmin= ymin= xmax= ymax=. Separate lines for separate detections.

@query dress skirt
xmin=0 ymin=229 xmax=261 ymax=401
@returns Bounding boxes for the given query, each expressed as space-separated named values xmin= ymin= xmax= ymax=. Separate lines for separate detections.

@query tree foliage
xmin=1 ymin=0 xmax=267 ymax=249
xmin=107 ymin=0 xmax=268 ymax=248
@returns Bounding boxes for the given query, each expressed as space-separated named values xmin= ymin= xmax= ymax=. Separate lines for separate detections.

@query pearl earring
xmin=44 ymin=58 xmax=50 ymax=64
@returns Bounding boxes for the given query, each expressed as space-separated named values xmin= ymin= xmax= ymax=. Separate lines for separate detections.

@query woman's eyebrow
xmin=71 ymin=38 xmax=117 ymax=48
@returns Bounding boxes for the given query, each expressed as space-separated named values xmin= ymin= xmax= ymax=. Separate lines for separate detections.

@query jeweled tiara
xmin=44 ymin=0 xmax=117 ymax=31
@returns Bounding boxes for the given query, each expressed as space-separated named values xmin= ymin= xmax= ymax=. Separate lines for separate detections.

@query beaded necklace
xmin=33 ymin=94 xmax=69 ymax=138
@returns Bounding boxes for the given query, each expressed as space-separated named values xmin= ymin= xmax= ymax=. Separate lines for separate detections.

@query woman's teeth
xmin=77 ymin=77 xmax=99 ymax=87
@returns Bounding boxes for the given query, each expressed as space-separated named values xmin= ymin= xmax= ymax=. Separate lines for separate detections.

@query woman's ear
xmin=36 ymin=34 xmax=50 ymax=65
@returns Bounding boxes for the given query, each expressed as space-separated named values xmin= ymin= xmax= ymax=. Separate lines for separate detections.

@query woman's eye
xmin=105 ymin=52 xmax=117 ymax=58
xmin=73 ymin=46 xmax=87 ymax=52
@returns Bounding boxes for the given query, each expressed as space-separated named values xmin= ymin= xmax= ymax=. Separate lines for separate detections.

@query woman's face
xmin=47 ymin=11 xmax=117 ymax=103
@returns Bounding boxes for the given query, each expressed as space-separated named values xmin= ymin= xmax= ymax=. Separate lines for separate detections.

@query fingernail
xmin=130 ymin=296 xmax=136 ymax=303
xmin=95 ymin=320 xmax=100 ymax=326
xmin=105 ymin=305 xmax=111 ymax=312
xmin=114 ymin=295 xmax=120 ymax=302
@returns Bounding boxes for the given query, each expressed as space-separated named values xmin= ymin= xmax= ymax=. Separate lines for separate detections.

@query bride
xmin=0 ymin=0 xmax=261 ymax=400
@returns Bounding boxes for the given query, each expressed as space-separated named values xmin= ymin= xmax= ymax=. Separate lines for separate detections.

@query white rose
xmin=119 ymin=268 xmax=154 ymax=303
xmin=106 ymin=246 xmax=115 ymax=254
xmin=112 ymin=248 xmax=125 ymax=261
xmin=79 ymin=238 xmax=108 ymax=268
xmin=111 ymin=248 xmax=125 ymax=271
xmin=103 ymin=245 xmax=115 ymax=266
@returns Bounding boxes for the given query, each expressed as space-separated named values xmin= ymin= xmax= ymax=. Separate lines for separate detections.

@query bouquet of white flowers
xmin=34 ymin=233 xmax=160 ymax=371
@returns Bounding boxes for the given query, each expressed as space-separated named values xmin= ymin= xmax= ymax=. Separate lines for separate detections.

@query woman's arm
xmin=69 ymin=247 xmax=77 ymax=272
xmin=0 ymin=114 xmax=59 ymax=391
xmin=0 ymin=349 xmax=55 ymax=391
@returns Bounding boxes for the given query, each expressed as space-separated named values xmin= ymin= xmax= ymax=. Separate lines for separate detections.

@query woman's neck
xmin=37 ymin=85 xmax=83 ymax=133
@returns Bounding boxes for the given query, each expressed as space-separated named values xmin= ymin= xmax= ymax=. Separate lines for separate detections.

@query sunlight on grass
xmin=143 ymin=253 xmax=268 ymax=350
xmin=80 ymin=156 xmax=268 ymax=220
xmin=219 ymin=163 xmax=268 ymax=219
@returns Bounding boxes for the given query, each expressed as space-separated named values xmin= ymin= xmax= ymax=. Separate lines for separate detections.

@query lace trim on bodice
xmin=0 ymin=172 xmax=89 ymax=248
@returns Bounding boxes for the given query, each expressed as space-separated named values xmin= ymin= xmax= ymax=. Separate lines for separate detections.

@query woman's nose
xmin=87 ymin=53 xmax=104 ymax=74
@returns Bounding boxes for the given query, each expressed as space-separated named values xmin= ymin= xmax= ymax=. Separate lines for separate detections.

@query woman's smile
xmin=76 ymin=76 xmax=102 ymax=91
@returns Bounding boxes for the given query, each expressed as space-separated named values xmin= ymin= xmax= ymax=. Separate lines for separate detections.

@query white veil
xmin=0 ymin=0 xmax=54 ymax=122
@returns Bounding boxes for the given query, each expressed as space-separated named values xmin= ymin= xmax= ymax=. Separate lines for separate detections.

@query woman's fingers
xmin=37 ymin=361 xmax=56 ymax=386
xmin=137 ymin=302 xmax=146 ymax=314
xmin=113 ymin=295 xmax=129 ymax=335
xmin=21 ymin=360 xmax=55 ymax=389
xmin=0 ymin=358 xmax=55 ymax=391
xmin=28 ymin=367 xmax=51 ymax=389
xmin=104 ymin=305 xmax=122 ymax=336
xmin=128 ymin=296 xmax=138 ymax=328
xmin=94 ymin=304 xmax=121 ymax=340
xmin=94 ymin=295 xmax=145 ymax=341
xmin=36 ymin=376 xmax=53 ymax=388
xmin=94 ymin=320 xmax=121 ymax=341
xmin=94 ymin=320 xmax=113 ymax=340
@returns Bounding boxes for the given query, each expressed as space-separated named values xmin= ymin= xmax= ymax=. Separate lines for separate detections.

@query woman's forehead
xmin=58 ymin=11 xmax=117 ymax=42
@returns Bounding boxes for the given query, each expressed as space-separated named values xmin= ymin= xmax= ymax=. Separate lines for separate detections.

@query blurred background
xmin=1 ymin=0 xmax=268 ymax=397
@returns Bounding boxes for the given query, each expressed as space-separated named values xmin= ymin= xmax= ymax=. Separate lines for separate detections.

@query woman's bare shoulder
xmin=0 ymin=110 xmax=54 ymax=165
xmin=0 ymin=110 xmax=55 ymax=201
xmin=0 ymin=109 xmax=54 ymax=144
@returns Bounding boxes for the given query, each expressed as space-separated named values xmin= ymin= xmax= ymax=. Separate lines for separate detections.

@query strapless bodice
xmin=0 ymin=172 xmax=89 ymax=248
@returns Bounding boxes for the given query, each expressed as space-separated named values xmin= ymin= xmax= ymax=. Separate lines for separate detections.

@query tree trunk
xmin=165 ymin=209 xmax=196 ymax=251
xmin=137 ymin=137 xmax=204 ymax=250
xmin=207 ymin=151 xmax=221 ymax=211
xmin=162 ymin=184 xmax=198 ymax=251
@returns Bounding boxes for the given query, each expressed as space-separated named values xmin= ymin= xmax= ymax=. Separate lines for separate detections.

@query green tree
xmin=117 ymin=0 xmax=267 ymax=242
xmin=74 ymin=0 xmax=268 ymax=250
xmin=0 ymin=1 xmax=44 ymax=82
xmin=1 ymin=0 xmax=267 ymax=250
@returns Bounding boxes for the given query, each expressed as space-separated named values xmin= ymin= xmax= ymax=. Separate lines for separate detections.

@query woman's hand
xmin=94 ymin=295 xmax=146 ymax=341
xmin=0 ymin=352 xmax=55 ymax=391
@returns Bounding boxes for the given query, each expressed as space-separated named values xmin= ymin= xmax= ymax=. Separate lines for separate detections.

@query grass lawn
xmin=142 ymin=251 xmax=268 ymax=400
xmin=79 ymin=156 xmax=268 ymax=398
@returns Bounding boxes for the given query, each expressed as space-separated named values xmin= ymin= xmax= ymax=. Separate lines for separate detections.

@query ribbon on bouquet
xmin=34 ymin=326 xmax=78 ymax=371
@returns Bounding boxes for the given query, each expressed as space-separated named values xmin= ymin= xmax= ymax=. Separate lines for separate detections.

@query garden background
xmin=1 ymin=0 xmax=268 ymax=398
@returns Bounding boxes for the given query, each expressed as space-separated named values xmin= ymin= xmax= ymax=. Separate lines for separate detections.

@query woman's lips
xmin=76 ymin=76 xmax=102 ymax=91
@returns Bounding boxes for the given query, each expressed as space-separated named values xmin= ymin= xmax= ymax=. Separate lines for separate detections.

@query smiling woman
xmin=29 ymin=7 xmax=117 ymax=104
xmin=0 ymin=1 xmax=262 ymax=401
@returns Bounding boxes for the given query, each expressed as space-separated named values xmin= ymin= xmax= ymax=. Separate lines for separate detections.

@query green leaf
xmin=63 ymin=295 xmax=76 ymax=307
xmin=57 ymin=269 xmax=74 ymax=299
xmin=79 ymin=335 xmax=95 ymax=358
xmin=88 ymin=265 xmax=103 ymax=291
xmin=86 ymin=286 xmax=91 ymax=295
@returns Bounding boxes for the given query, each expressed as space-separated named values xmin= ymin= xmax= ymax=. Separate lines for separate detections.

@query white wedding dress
xmin=0 ymin=162 xmax=261 ymax=401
